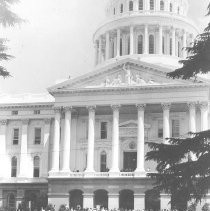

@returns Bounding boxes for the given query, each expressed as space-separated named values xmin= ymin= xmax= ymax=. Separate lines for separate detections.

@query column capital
xmin=136 ymin=104 xmax=146 ymax=111
xmin=187 ymin=102 xmax=197 ymax=109
xmin=54 ymin=107 xmax=62 ymax=114
xmin=161 ymin=103 xmax=171 ymax=111
xmin=44 ymin=118 xmax=51 ymax=124
xmin=0 ymin=120 xmax=7 ymax=125
xmin=22 ymin=119 xmax=29 ymax=125
xmin=63 ymin=106 xmax=73 ymax=113
xmin=87 ymin=106 xmax=96 ymax=112
xmin=111 ymin=104 xmax=121 ymax=111
xmin=199 ymin=102 xmax=209 ymax=110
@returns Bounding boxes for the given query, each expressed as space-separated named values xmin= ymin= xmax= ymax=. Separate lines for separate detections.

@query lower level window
xmin=100 ymin=151 xmax=107 ymax=172
xmin=33 ymin=156 xmax=40 ymax=178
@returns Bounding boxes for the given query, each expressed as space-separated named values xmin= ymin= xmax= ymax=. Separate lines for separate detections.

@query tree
xmin=146 ymin=3 xmax=210 ymax=210
xmin=0 ymin=0 xmax=23 ymax=77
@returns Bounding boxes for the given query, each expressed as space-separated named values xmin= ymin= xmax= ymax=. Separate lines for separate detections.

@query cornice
xmin=0 ymin=103 xmax=54 ymax=110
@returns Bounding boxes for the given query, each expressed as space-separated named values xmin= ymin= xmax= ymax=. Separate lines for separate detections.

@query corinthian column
xmin=110 ymin=105 xmax=120 ymax=174
xmin=19 ymin=119 xmax=29 ymax=177
xmin=61 ymin=107 xmax=73 ymax=173
xmin=144 ymin=25 xmax=148 ymax=54
xmin=130 ymin=26 xmax=134 ymax=55
xmin=106 ymin=32 xmax=110 ymax=60
xmin=135 ymin=104 xmax=146 ymax=176
xmin=183 ymin=30 xmax=187 ymax=58
xmin=162 ymin=103 xmax=171 ymax=143
xmin=50 ymin=107 xmax=61 ymax=174
xmin=159 ymin=25 xmax=163 ymax=55
xmin=199 ymin=102 xmax=209 ymax=131
xmin=85 ymin=106 xmax=96 ymax=173
xmin=116 ymin=29 xmax=121 ymax=57
xmin=172 ymin=27 xmax=176 ymax=56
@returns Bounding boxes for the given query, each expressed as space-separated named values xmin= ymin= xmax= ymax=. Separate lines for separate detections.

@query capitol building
xmin=0 ymin=0 xmax=210 ymax=210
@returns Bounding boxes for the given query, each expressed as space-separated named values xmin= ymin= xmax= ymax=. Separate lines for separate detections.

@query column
xmin=134 ymin=0 xmax=138 ymax=11
xmin=183 ymin=30 xmax=187 ymax=58
xmin=108 ymin=193 xmax=119 ymax=209
xmin=94 ymin=42 xmax=98 ymax=66
xmin=172 ymin=27 xmax=176 ymax=56
xmin=110 ymin=105 xmax=120 ymax=174
xmin=159 ymin=25 xmax=163 ymax=55
xmin=61 ymin=107 xmax=72 ymax=173
xmin=188 ymin=102 xmax=196 ymax=133
xmin=85 ymin=106 xmax=96 ymax=173
xmin=43 ymin=119 xmax=51 ymax=177
xmin=98 ymin=36 xmax=102 ymax=64
xmin=116 ymin=29 xmax=121 ymax=57
xmin=130 ymin=26 xmax=134 ymax=55
xmin=145 ymin=0 xmax=149 ymax=10
xmin=144 ymin=25 xmax=148 ymax=54
xmin=160 ymin=194 xmax=171 ymax=210
xmin=134 ymin=193 xmax=145 ymax=210
xmin=83 ymin=193 xmax=94 ymax=209
xmin=50 ymin=107 xmax=61 ymax=174
xmin=106 ymin=32 xmax=110 ymax=60
xmin=135 ymin=104 xmax=146 ymax=175
xmin=0 ymin=120 xmax=7 ymax=178
xmin=200 ymin=102 xmax=209 ymax=131
xmin=19 ymin=119 xmax=29 ymax=177
xmin=162 ymin=103 xmax=171 ymax=143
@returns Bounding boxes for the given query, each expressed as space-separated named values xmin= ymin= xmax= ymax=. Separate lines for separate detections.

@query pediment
xmin=119 ymin=120 xmax=151 ymax=129
xmin=48 ymin=58 xmax=207 ymax=94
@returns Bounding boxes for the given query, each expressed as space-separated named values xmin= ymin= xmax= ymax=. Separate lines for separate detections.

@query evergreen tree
xmin=0 ymin=0 xmax=23 ymax=77
xmin=146 ymin=3 xmax=210 ymax=210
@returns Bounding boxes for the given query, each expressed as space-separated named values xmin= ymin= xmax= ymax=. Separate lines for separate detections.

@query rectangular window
xmin=13 ymin=128 xmax=19 ymax=145
xmin=158 ymin=120 xmax=163 ymax=138
xmin=34 ymin=128 xmax=41 ymax=145
xmin=34 ymin=110 xmax=40 ymax=115
xmin=150 ymin=0 xmax=154 ymax=10
xmin=33 ymin=168 xmax=39 ymax=178
xmin=172 ymin=120 xmax=180 ymax=137
xmin=12 ymin=111 xmax=18 ymax=116
xmin=101 ymin=122 xmax=108 ymax=139
xmin=139 ymin=0 xmax=143 ymax=10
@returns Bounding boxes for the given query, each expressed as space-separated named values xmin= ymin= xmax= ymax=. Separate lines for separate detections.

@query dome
xmin=93 ymin=0 xmax=198 ymax=68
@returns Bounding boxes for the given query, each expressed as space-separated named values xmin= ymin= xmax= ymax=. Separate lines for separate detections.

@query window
xmin=170 ymin=38 xmax=172 ymax=55
xmin=33 ymin=156 xmax=40 ymax=178
xmin=100 ymin=151 xmax=107 ymax=172
xmin=7 ymin=193 xmax=16 ymax=210
xmin=113 ymin=8 xmax=116 ymax=15
xmin=111 ymin=41 xmax=115 ymax=58
xmin=160 ymin=0 xmax=164 ymax=11
xmin=129 ymin=1 xmax=133 ymax=11
xmin=139 ymin=0 xmax=143 ymax=10
xmin=170 ymin=3 xmax=173 ymax=12
xmin=177 ymin=7 xmax=180 ymax=14
xmin=162 ymin=36 xmax=165 ymax=54
xmin=11 ymin=157 xmax=17 ymax=177
xmin=101 ymin=122 xmax=108 ymax=139
xmin=34 ymin=128 xmax=41 ymax=145
xmin=12 ymin=111 xmax=18 ymax=116
xmin=158 ymin=120 xmax=163 ymax=138
xmin=150 ymin=0 xmax=154 ymax=10
xmin=120 ymin=4 xmax=123 ymax=13
xmin=138 ymin=35 xmax=143 ymax=54
xmin=178 ymin=41 xmax=181 ymax=57
xmin=172 ymin=120 xmax=180 ymax=137
xmin=13 ymin=128 xmax=19 ymax=145
xmin=120 ymin=38 xmax=123 ymax=56
xmin=34 ymin=110 xmax=40 ymax=115
xmin=149 ymin=35 xmax=155 ymax=54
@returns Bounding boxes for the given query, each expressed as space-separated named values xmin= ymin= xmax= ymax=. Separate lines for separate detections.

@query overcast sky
xmin=0 ymin=0 xmax=209 ymax=94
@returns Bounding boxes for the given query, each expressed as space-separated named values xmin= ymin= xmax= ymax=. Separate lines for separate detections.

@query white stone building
xmin=0 ymin=0 xmax=210 ymax=210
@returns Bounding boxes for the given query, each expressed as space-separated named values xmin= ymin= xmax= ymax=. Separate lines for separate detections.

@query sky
xmin=0 ymin=0 xmax=209 ymax=95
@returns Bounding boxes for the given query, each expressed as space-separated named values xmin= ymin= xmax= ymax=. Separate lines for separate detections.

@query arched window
xmin=111 ymin=41 xmax=115 ymax=58
xmin=127 ymin=37 xmax=130 ymax=54
xmin=139 ymin=0 xmax=143 ymax=10
xmin=149 ymin=35 xmax=155 ymax=54
xmin=120 ymin=38 xmax=123 ymax=56
xmin=150 ymin=0 xmax=154 ymax=10
xmin=33 ymin=156 xmax=40 ymax=178
xmin=178 ymin=41 xmax=181 ymax=57
xmin=7 ymin=193 xmax=16 ymax=211
xmin=162 ymin=36 xmax=165 ymax=54
xmin=160 ymin=0 xmax=164 ymax=11
xmin=137 ymin=35 xmax=143 ymax=54
xmin=11 ymin=157 xmax=17 ymax=177
xmin=170 ymin=38 xmax=172 ymax=55
xmin=129 ymin=1 xmax=133 ymax=11
xmin=100 ymin=151 xmax=107 ymax=172
xmin=170 ymin=3 xmax=173 ymax=12
xmin=113 ymin=7 xmax=116 ymax=15
xmin=120 ymin=4 xmax=124 ymax=13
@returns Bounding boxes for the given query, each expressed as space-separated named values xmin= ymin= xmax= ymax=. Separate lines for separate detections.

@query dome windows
xmin=170 ymin=3 xmax=173 ymax=12
xmin=160 ymin=0 xmax=164 ymax=11
xmin=149 ymin=35 xmax=155 ymax=54
xmin=129 ymin=1 xmax=134 ymax=11
xmin=113 ymin=7 xmax=116 ymax=15
xmin=139 ymin=0 xmax=143 ymax=11
xmin=137 ymin=35 xmax=143 ymax=54
xmin=120 ymin=4 xmax=124 ymax=13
